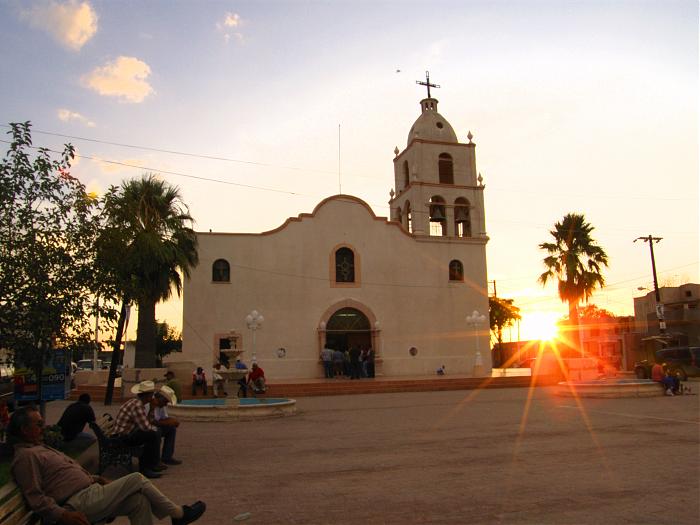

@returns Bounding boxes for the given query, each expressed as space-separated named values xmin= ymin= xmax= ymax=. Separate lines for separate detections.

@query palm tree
xmin=538 ymin=213 xmax=609 ymax=326
xmin=101 ymin=174 xmax=198 ymax=368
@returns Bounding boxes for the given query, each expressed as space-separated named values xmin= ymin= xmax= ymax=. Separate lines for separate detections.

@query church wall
xmin=180 ymin=196 xmax=490 ymax=380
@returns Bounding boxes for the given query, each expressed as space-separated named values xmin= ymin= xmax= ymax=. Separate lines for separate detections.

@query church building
xmin=179 ymin=91 xmax=491 ymax=379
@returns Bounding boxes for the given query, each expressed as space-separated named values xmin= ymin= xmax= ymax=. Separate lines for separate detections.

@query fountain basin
xmin=557 ymin=378 xmax=664 ymax=398
xmin=168 ymin=397 xmax=297 ymax=421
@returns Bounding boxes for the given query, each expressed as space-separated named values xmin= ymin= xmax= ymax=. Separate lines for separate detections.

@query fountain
xmin=556 ymin=378 xmax=664 ymax=398
xmin=167 ymin=331 xmax=297 ymax=421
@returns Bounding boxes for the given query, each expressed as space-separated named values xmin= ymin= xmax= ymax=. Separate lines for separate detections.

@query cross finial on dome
xmin=416 ymin=71 xmax=440 ymax=98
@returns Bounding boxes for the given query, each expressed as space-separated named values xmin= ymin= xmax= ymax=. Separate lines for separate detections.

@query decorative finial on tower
xmin=477 ymin=172 xmax=483 ymax=186
xmin=394 ymin=146 xmax=399 ymax=157
xmin=390 ymin=188 xmax=395 ymax=198
xmin=467 ymin=131 xmax=473 ymax=144
xmin=416 ymin=71 xmax=440 ymax=98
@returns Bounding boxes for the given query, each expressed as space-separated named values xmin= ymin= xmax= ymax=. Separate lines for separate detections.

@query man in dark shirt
xmin=57 ymin=393 xmax=96 ymax=446
xmin=9 ymin=406 xmax=206 ymax=525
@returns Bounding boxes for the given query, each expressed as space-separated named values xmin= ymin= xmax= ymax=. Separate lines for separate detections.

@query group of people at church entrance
xmin=321 ymin=345 xmax=375 ymax=379
xmin=7 ymin=383 xmax=206 ymax=525
xmin=190 ymin=360 xmax=267 ymax=397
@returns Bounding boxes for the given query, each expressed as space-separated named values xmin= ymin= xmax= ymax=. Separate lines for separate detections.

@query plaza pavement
xmin=45 ymin=385 xmax=699 ymax=524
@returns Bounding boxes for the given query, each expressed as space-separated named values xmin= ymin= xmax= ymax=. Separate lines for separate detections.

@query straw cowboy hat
xmin=130 ymin=380 xmax=156 ymax=395
xmin=158 ymin=385 xmax=177 ymax=405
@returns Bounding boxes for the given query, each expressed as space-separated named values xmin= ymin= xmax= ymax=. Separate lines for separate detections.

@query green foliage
xmin=538 ymin=213 xmax=609 ymax=321
xmin=0 ymin=122 xmax=115 ymax=374
xmin=155 ymin=320 xmax=182 ymax=366
xmin=98 ymin=174 xmax=198 ymax=367
xmin=489 ymin=297 xmax=521 ymax=346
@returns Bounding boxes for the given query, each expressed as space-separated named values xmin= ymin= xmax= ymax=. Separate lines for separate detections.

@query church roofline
xmin=197 ymin=194 xmax=415 ymax=238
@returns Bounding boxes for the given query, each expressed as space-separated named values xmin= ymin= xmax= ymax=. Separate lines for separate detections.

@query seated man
xmin=9 ymin=406 xmax=206 ymax=525
xmin=191 ymin=367 xmax=207 ymax=396
xmin=234 ymin=359 xmax=248 ymax=397
xmin=212 ymin=362 xmax=228 ymax=397
xmin=56 ymin=393 xmax=96 ymax=450
xmin=651 ymin=362 xmax=680 ymax=395
xmin=113 ymin=380 xmax=164 ymax=478
xmin=164 ymin=370 xmax=183 ymax=403
xmin=247 ymin=363 xmax=266 ymax=394
xmin=148 ymin=385 xmax=182 ymax=466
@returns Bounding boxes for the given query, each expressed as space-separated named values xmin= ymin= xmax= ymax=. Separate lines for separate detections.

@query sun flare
xmin=521 ymin=311 xmax=560 ymax=341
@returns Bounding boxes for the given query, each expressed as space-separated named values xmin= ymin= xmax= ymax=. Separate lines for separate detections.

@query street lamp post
xmin=245 ymin=310 xmax=264 ymax=363
xmin=466 ymin=310 xmax=487 ymax=376
xmin=634 ymin=235 xmax=665 ymax=334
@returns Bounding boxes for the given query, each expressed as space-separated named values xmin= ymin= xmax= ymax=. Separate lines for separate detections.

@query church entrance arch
xmin=324 ymin=307 xmax=371 ymax=353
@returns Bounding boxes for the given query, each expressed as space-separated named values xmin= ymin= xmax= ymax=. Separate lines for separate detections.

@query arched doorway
xmin=324 ymin=307 xmax=371 ymax=353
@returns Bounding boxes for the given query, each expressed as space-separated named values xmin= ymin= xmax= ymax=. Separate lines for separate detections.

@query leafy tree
xmin=575 ymin=304 xmax=614 ymax=322
xmin=538 ymin=213 xmax=609 ymax=325
xmin=0 ymin=122 xmax=114 ymax=394
xmin=489 ymin=297 xmax=521 ymax=346
xmin=100 ymin=174 xmax=198 ymax=368
xmin=155 ymin=321 xmax=182 ymax=367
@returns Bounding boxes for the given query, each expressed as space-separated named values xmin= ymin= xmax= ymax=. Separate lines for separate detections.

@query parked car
xmin=76 ymin=359 xmax=103 ymax=371
xmin=0 ymin=364 xmax=15 ymax=410
xmin=634 ymin=346 xmax=700 ymax=381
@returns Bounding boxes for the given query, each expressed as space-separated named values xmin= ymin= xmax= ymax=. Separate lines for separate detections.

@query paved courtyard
xmin=47 ymin=386 xmax=700 ymax=524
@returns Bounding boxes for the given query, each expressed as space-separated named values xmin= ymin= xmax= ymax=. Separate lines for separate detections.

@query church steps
xmin=68 ymin=375 xmax=558 ymax=401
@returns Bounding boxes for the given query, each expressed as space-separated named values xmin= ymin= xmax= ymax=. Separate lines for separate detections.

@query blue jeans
xmin=322 ymin=361 xmax=333 ymax=378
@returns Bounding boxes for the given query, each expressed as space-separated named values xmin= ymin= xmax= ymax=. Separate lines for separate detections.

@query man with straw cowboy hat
xmin=113 ymin=380 xmax=164 ymax=479
xmin=148 ymin=385 xmax=182 ymax=466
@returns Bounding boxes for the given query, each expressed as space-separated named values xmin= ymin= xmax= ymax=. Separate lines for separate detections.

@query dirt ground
xmin=45 ymin=385 xmax=699 ymax=524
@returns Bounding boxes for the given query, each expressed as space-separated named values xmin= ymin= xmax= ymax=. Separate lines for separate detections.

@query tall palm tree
xmin=538 ymin=213 xmax=609 ymax=325
xmin=101 ymin=174 xmax=198 ymax=368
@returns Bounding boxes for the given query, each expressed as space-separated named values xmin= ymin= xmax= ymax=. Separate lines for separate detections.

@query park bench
xmin=89 ymin=414 xmax=143 ymax=474
xmin=0 ymin=482 xmax=38 ymax=525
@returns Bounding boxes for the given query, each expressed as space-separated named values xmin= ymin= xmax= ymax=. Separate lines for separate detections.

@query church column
xmin=446 ymin=206 xmax=455 ymax=237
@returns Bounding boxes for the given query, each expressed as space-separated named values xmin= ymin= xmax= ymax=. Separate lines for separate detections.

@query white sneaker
xmin=665 ymin=389 xmax=674 ymax=396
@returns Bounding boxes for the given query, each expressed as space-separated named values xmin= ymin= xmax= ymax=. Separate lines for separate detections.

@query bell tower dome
xmin=388 ymin=74 xmax=487 ymax=240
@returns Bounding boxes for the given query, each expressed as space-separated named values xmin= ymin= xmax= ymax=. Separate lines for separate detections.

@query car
xmin=76 ymin=359 xmax=103 ymax=371
xmin=634 ymin=346 xmax=700 ymax=381
xmin=0 ymin=364 xmax=15 ymax=410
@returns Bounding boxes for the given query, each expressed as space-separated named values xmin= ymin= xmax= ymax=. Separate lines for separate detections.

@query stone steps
xmin=69 ymin=375 xmax=560 ymax=402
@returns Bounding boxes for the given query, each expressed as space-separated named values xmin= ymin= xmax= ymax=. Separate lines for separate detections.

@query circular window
xmin=409 ymin=347 xmax=418 ymax=357
xmin=277 ymin=348 xmax=286 ymax=358
xmin=436 ymin=122 xmax=444 ymax=129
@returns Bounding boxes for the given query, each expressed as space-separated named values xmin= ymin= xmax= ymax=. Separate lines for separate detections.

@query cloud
xmin=20 ymin=0 xmax=98 ymax=51
xmin=217 ymin=12 xmax=244 ymax=44
xmin=82 ymin=56 xmax=154 ymax=103
xmin=57 ymin=108 xmax=95 ymax=127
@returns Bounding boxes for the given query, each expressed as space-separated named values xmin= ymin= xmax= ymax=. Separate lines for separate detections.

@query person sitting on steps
xmin=247 ymin=363 xmax=266 ymax=394
xmin=191 ymin=367 xmax=207 ymax=396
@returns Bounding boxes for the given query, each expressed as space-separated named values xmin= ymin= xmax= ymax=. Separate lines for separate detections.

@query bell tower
xmin=389 ymin=80 xmax=486 ymax=240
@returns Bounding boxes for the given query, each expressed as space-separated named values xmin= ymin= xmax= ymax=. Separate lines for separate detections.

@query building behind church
xmin=178 ymin=95 xmax=492 ymax=379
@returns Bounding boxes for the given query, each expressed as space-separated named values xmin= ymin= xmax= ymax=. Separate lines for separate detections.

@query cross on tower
xmin=416 ymin=71 xmax=440 ymax=98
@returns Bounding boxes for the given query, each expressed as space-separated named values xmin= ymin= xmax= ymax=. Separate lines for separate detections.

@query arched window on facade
xmin=212 ymin=259 xmax=230 ymax=282
xmin=449 ymin=260 xmax=464 ymax=282
xmin=429 ymin=195 xmax=447 ymax=236
xmin=405 ymin=201 xmax=413 ymax=233
xmin=454 ymin=197 xmax=471 ymax=237
xmin=403 ymin=161 xmax=410 ymax=188
xmin=438 ymin=153 xmax=454 ymax=184
xmin=335 ymin=247 xmax=355 ymax=283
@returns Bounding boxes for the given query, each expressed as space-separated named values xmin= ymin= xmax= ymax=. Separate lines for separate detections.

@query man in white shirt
xmin=148 ymin=386 xmax=182 ymax=466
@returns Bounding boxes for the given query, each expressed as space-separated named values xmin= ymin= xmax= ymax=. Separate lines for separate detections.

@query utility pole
xmin=489 ymin=280 xmax=497 ymax=298
xmin=634 ymin=235 xmax=665 ymax=334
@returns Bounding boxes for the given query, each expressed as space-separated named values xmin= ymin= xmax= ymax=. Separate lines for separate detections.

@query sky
xmin=0 ymin=0 xmax=698 ymax=342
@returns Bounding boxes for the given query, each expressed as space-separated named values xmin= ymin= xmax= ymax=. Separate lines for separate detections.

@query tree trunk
xmin=135 ymin=297 xmax=157 ymax=368
xmin=104 ymin=298 xmax=128 ymax=406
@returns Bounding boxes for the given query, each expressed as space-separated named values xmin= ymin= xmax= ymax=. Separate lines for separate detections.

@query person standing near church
xmin=366 ymin=346 xmax=375 ymax=378
xmin=349 ymin=346 xmax=361 ymax=379
xmin=320 ymin=345 xmax=334 ymax=378
xmin=332 ymin=349 xmax=344 ymax=378
xmin=191 ymin=367 xmax=207 ymax=396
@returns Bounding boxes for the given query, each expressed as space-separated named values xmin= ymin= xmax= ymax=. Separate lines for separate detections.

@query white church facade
xmin=179 ymin=94 xmax=491 ymax=380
